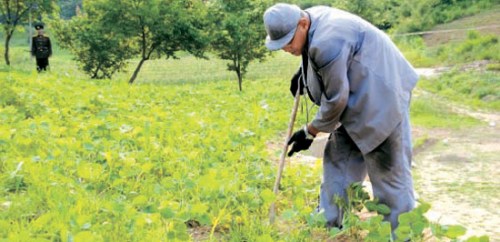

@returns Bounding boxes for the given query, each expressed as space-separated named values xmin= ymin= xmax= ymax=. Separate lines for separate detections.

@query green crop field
xmin=0 ymin=71 xmax=314 ymax=241
xmin=1 ymin=8 xmax=498 ymax=241
xmin=0 ymin=66 xmax=490 ymax=241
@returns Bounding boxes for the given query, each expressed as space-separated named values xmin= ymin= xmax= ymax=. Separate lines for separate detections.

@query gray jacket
xmin=302 ymin=6 xmax=418 ymax=154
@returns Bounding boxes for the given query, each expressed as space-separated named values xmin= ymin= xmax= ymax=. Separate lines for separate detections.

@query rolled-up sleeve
xmin=310 ymin=41 xmax=351 ymax=132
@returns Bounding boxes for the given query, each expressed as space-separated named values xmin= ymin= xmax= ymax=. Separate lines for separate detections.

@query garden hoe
xmin=269 ymin=85 xmax=301 ymax=224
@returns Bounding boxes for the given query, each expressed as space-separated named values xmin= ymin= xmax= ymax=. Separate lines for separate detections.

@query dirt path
xmin=412 ymin=123 xmax=500 ymax=240
xmin=410 ymin=85 xmax=500 ymax=240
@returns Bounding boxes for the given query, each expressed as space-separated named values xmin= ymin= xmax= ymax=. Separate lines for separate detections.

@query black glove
xmin=287 ymin=129 xmax=313 ymax=157
xmin=289 ymin=68 xmax=304 ymax=97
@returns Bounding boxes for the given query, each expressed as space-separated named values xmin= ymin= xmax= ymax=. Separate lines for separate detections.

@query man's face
xmin=281 ymin=19 xmax=308 ymax=56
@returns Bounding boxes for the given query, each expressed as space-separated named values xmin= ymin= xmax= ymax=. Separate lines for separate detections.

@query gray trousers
xmin=319 ymin=107 xmax=415 ymax=231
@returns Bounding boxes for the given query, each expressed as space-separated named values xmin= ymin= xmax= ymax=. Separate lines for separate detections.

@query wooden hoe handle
xmin=269 ymin=88 xmax=301 ymax=223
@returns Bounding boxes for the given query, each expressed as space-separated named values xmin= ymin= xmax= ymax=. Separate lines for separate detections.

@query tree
xmin=335 ymin=0 xmax=398 ymax=30
xmin=100 ymin=0 xmax=209 ymax=84
xmin=52 ymin=11 xmax=134 ymax=79
xmin=54 ymin=0 xmax=209 ymax=83
xmin=287 ymin=0 xmax=336 ymax=9
xmin=58 ymin=0 xmax=82 ymax=19
xmin=0 ymin=0 xmax=55 ymax=65
xmin=210 ymin=0 xmax=270 ymax=91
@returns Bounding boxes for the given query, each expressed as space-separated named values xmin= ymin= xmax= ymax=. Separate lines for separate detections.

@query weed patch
xmin=410 ymin=96 xmax=481 ymax=128
xmin=418 ymin=70 xmax=500 ymax=111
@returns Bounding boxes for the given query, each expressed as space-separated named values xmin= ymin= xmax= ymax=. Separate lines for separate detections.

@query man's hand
xmin=287 ymin=128 xmax=314 ymax=157
xmin=289 ymin=68 xmax=304 ymax=97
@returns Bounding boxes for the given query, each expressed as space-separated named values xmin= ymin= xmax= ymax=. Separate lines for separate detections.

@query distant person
xmin=31 ymin=23 xmax=52 ymax=72
xmin=263 ymin=3 xmax=419 ymax=235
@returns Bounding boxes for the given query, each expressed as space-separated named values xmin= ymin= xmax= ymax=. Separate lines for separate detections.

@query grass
xmin=395 ymin=31 xmax=500 ymax=68
xmin=417 ymin=70 xmax=500 ymax=111
xmin=117 ymin=51 xmax=300 ymax=86
xmin=422 ymin=5 xmax=500 ymax=47
xmin=410 ymin=95 xmax=482 ymax=129
xmin=434 ymin=31 xmax=499 ymax=66
xmin=3 ymin=43 xmax=300 ymax=90
xmin=440 ymin=181 xmax=498 ymax=210
xmin=394 ymin=4 xmax=499 ymax=68
xmin=394 ymin=36 xmax=440 ymax=68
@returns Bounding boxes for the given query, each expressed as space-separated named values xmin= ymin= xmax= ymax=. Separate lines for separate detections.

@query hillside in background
xmin=423 ymin=5 xmax=500 ymax=47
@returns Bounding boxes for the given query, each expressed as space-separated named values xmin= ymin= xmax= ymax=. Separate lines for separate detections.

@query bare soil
xmin=411 ymin=63 xmax=499 ymax=239
xmin=411 ymin=103 xmax=500 ymax=240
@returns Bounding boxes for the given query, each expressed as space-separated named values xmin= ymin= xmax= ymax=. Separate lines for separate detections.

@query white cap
xmin=263 ymin=4 xmax=302 ymax=51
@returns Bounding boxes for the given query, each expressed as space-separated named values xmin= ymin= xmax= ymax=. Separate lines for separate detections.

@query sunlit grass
xmin=116 ymin=52 xmax=300 ymax=86
xmin=410 ymin=95 xmax=482 ymax=129
xmin=417 ymin=70 xmax=500 ymax=111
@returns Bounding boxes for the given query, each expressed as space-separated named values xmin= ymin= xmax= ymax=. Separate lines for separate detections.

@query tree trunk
xmin=235 ymin=59 xmax=242 ymax=91
xmin=129 ymin=58 xmax=147 ymax=84
xmin=129 ymin=29 xmax=154 ymax=84
xmin=92 ymin=62 xmax=103 ymax=79
xmin=4 ymin=31 xmax=13 ymax=66
xmin=237 ymin=68 xmax=242 ymax=92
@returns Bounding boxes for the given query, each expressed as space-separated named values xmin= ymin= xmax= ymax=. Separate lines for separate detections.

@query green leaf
xmin=160 ymin=207 xmax=176 ymax=219
xmin=375 ymin=204 xmax=391 ymax=215
xmin=260 ymin=189 xmax=276 ymax=203
xmin=415 ymin=201 xmax=431 ymax=214
xmin=398 ymin=211 xmax=415 ymax=225
xmin=256 ymin=234 xmax=274 ymax=241
xmin=329 ymin=227 xmax=341 ymax=237
xmin=445 ymin=225 xmax=467 ymax=239
xmin=411 ymin=220 xmax=427 ymax=235
xmin=395 ymin=225 xmax=411 ymax=241
xmin=83 ymin=142 xmax=95 ymax=151
xmin=306 ymin=210 xmax=326 ymax=226
xmin=77 ymin=163 xmax=103 ymax=181
xmin=281 ymin=209 xmax=297 ymax=221
xmin=191 ymin=203 xmax=208 ymax=215
xmin=430 ymin=223 xmax=446 ymax=238
xmin=0 ymin=220 xmax=9 ymax=233
xmin=198 ymin=214 xmax=211 ymax=226
xmin=365 ymin=200 xmax=378 ymax=212
xmin=132 ymin=195 xmax=149 ymax=207
xmin=465 ymin=235 xmax=490 ymax=242
xmin=73 ymin=231 xmax=101 ymax=242
xmin=380 ymin=222 xmax=392 ymax=238
xmin=32 ymin=213 xmax=53 ymax=230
